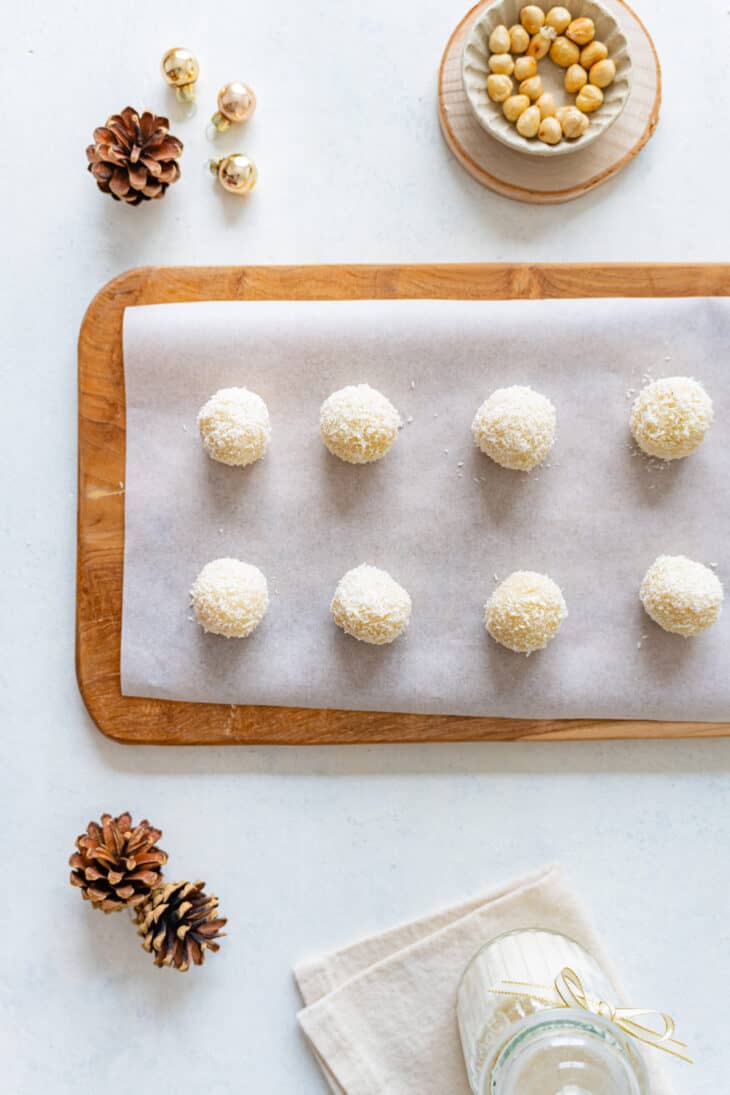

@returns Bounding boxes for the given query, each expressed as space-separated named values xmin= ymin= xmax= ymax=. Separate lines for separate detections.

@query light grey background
xmin=2 ymin=1 xmax=729 ymax=1093
xmin=123 ymin=297 xmax=729 ymax=720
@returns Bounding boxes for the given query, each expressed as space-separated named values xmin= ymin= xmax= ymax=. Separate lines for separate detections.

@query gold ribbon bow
xmin=490 ymin=966 xmax=692 ymax=1064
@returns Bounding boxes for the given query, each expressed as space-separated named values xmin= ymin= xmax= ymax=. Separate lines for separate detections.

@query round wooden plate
xmin=438 ymin=0 xmax=661 ymax=204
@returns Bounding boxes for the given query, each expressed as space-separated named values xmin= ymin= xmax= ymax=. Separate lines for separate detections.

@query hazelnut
xmin=580 ymin=40 xmax=608 ymax=69
xmin=557 ymin=105 xmax=590 ymax=138
xmin=502 ymin=93 xmax=531 ymax=122
xmin=488 ymin=24 xmax=511 ymax=53
xmin=589 ymin=58 xmax=616 ymax=88
xmin=536 ymin=92 xmax=556 ymax=118
xmin=516 ymin=103 xmax=541 ymax=137
xmin=489 ymin=52 xmax=515 ymax=75
xmin=527 ymin=28 xmax=555 ymax=59
xmin=520 ymin=5 xmax=545 ymax=34
xmin=519 ymin=75 xmax=543 ymax=100
xmin=487 ymin=74 xmax=514 ymax=103
xmin=545 ymin=6 xmax=572 ymax=34
xmin=538 ymin=116 xmax=563 ymax=144
xmin=575 ymin=83 xmax=603 ymax=113
xmin=566 ymin=17 xmax=595 ymax=45
xmin=509 ymin=24 xmax=531 ymax=53
xmin=550 ymin=36 xmax=580 ymax=67
xmin=565 ymin=63 xmax=588 ymax=93
xmin=514 ymin=55 xmax=538 ymax=81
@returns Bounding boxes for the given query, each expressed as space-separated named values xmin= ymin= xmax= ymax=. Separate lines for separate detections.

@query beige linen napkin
xmin=295 ymin=865 xmax=676 ymax=1094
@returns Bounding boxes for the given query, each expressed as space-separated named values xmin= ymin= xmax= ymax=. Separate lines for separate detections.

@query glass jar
xmin=457 ymin=929 xmax=649 ymax=1095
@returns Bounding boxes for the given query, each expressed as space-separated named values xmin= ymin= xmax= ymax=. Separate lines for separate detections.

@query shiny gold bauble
xmin=211 ymin=153 xmax=258 ymax=195
xmin=161 ymin=48 xmax=199 ymax=101
xmin=212 ymin=81 xmax=257 ymax=131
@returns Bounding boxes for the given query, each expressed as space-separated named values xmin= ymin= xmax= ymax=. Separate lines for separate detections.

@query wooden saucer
xmin=438 ymin=0 xmax=661 ymax=204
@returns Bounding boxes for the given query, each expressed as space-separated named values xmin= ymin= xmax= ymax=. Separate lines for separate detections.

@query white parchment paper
xmin=121 ymin=297 xmax=730 ymax=720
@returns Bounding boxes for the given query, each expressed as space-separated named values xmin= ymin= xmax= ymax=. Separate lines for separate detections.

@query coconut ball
xmin=630 ymin=377 xmax=713 ymax=460
xmin=191 ymin=558 xmax=269 ymax=638
xmin=485 ymin=570 xmax=567 ymax=654
xmin=197 ymin=386 xmax=271 ymax=467
xmin=331 ymin=564 xmax=411 ymax=645
xmin=320 ymin=384 xmax=401 ymax=464
xmin=640 ymin=555 xmax=723 ymax=637
xmin=472 ymin=385 xmax=556 ymax=471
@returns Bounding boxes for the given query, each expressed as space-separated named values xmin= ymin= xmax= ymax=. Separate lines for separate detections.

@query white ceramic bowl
xmin=462 ymin=0 xmax=632 ymax=156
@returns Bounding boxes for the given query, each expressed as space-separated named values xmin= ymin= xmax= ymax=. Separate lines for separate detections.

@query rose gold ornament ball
xmin=218 ymin=81 xmax=257 ymax=124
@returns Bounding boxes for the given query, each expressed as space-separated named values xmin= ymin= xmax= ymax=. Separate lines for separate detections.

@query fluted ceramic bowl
xmin=463 ymin=0 xmax=632 ymax=156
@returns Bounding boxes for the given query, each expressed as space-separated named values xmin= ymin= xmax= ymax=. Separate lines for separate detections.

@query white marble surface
xmin=2 ymin=1 xmax=729 ymax=1091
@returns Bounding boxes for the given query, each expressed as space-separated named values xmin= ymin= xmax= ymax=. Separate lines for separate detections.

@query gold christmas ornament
xmin=209 ymin=153 xmax=258 ymax=195
xmin=161 ymin=47 xmax=199 ymax=102
xmin=211 ymin=81 xmax=257 ymax=132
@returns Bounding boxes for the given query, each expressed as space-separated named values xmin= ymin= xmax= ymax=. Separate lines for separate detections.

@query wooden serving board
xmin=77 ymin=263 xmax=730 ymax=744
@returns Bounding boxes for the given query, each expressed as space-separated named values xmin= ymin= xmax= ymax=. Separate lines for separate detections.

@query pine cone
xmin=136 ymin=881 xmax=227 ymax=971
xmin=86 ymin=107 xmax=183 ymax=205
xmin=69 ymin=812 xmax=168 ymax=912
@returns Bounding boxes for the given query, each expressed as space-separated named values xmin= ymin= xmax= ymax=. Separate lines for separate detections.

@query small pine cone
xmin=86 ymin=106 xmax=183 ymax=205
xmin=136 ymin=881 xmax=227 ymax=971
xmin=69 ymin=812 xmax=168 ymax=913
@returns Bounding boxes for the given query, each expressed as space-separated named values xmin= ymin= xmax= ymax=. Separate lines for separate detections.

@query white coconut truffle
xmin=331 ymin=564 xmax=411 ymax=645
xmin=630 ymin=377 xmax=713 ymax=460
xmin=191 ymin=558 xmax=269 ymax=638
xmin=472 ymin=385 xmax=556 ymax=471
xmin=320 ymin=384 xmax=401 ymax=464
xmin=640 ymin=555 xmax=723 ymax=637
xmin=197 ymin=386 xmax=271 ymax=467
xmin=485 ymin=570 xmax=567 ymax=653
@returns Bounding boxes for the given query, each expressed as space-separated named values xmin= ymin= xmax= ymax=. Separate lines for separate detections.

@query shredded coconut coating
xmin=197 ymin=387 xmax=271 ymax=467
xmin=472 ymin=385 xmax=556 ymax=471
xmin=640 ymin=555 xmax=723 ymax=637
xmin=320 ymin=384 xmax=401 ymax=464
xmin=485 ymin=570 xmax=567 ymax=654
xmin=191 ymin=558 xmax=269 ymax=638
xmin=630 ymin=377 xmax=713 ymax=460
xmin=331 ymin=564 xmax=411 ymax=645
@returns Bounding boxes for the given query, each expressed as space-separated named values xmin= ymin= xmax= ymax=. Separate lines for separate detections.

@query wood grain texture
xmin=438 ymin=0 xmax=661 ymax=204
xmin=77 ymin=263 xmax=730 ymax=745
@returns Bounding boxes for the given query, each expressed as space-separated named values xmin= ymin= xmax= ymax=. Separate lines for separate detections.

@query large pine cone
xmin=136 ymin=881 xmax=227 ymax=971
xmin=86 ymin=107 xmax=183 ymax=205
xmin=69 ymin=812 xmax=168 ymax=912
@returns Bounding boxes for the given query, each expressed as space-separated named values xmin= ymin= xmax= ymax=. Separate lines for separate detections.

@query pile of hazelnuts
xmin=486 ymin=5 xmax=618 ymax=146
